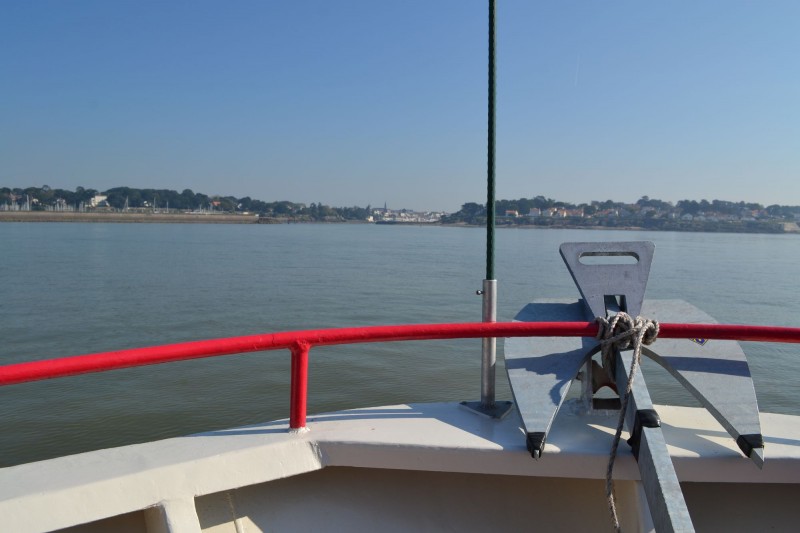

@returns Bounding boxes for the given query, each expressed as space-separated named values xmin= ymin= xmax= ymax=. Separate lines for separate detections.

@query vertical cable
xmin=486 ymin=0 xmax=496 ymax=281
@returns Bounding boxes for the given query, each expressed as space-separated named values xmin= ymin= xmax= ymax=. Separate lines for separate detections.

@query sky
xmin=1 ymin=1 xmax=798 ymax=212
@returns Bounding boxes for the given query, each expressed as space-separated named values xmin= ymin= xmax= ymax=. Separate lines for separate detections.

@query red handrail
xmin=2 ymin=321 xmax=799 ymax=428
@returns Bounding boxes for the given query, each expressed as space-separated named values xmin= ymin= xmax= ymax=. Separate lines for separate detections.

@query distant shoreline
xmin=1 ymin=211 xmax=797 ymax=233
xmin=442 ymin=222 xmax=799 ymax=234
xmin=0 ymin=211 xmax=383 ymax=225
xmin=0 ymin=211 xmax=260 ymax=224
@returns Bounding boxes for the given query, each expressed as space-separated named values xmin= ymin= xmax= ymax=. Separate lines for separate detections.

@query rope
xmin=595 ymin=312 xmax=660 ymax=532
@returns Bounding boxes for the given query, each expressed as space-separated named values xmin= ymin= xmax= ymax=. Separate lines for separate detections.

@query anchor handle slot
xmin=560 ymin=241 xmax=655 ymax=319
xmin=578 ymin=251 xmax=639 ymax=265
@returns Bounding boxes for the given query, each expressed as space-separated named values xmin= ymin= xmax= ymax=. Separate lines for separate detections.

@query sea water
xmin=1 ymin=222 xmax=798 ymax=466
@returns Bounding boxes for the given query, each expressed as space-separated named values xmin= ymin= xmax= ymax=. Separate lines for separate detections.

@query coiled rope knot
xmin=594 ymin=312 xmax=659 ymax=533
xmin=595 ymin=312 xmax=660 ymax=378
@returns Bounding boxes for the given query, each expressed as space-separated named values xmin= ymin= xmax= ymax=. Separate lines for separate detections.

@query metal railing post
xmin=289 ymin=341 xmax=310 ymax=430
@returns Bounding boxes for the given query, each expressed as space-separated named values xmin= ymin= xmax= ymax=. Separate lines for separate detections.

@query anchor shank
xmin=615 ymin=350 xmax=695 ymax=533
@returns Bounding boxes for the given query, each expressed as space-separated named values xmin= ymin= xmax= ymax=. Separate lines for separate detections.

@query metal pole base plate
xmin=460 ymin=400 xmax=514 ymax=419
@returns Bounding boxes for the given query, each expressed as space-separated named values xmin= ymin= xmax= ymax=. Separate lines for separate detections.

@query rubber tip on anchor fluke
xmin=526 ymin=432 xmax=546 ymax=459
xmin=736 ymin=433 xmax=765 ymax=469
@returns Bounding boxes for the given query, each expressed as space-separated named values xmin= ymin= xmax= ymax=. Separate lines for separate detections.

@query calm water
xmin=1 ymin=223 xmax=798 ymax=466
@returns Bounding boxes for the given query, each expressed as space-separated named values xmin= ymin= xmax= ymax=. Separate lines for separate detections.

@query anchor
xmin=505 ymin=241 xmax=763 ymax=532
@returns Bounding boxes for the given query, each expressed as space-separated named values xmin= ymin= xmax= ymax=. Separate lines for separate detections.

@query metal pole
xmin=481 ymin=0 xmax=497 ymax=409
xmin=463 ymin=0 xmax=510 ymax=418
xmin=480 ymin=279 xmax=497 ymax=406
xmin=486 ymin=0 xmax=496 ymax=284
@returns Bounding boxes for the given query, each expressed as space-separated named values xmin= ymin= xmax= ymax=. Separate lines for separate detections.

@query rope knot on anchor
xmin=594 ymin=312 xmax=659 ymax=533
xmin=595 ymin=312 xmax=659 ymax=377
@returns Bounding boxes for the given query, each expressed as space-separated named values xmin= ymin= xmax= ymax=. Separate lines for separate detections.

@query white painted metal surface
xmin=2 ymin=402 xmax=799 ymax=532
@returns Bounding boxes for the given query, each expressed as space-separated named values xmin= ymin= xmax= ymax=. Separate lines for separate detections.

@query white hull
xmin=2 ymin=402 xmax=799 ymax=532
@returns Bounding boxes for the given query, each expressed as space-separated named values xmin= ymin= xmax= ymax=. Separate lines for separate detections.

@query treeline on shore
xmin=4 ymin=186 xmax=799 ymax=233
xmin=1 ymin=186 xmax=371 ymax=221
xmin=442 ymin=196 xmax=800 ymax=233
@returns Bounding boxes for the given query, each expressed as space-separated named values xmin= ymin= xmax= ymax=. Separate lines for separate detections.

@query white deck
xmin=2 ymin=402 xmax=799 ymax=532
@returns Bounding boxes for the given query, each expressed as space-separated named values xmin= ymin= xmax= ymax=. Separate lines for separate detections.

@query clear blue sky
xmin=2 ymin=1 xmax=798 ymax=212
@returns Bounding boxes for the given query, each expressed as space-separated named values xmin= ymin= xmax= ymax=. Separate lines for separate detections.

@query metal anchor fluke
xmin=640 ymin=299 xmax=764 ymax=469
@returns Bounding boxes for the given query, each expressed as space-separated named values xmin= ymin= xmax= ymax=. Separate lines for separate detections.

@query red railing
xmin=1 ymin=321 xmax=799 ymax=428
